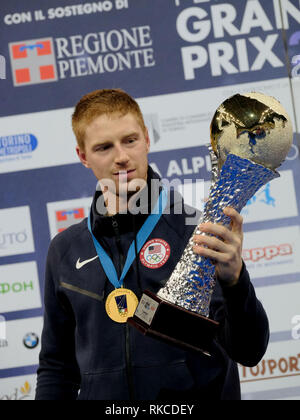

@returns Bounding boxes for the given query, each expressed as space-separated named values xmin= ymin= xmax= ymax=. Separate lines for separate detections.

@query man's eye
xmin=96 ymin=145 xmax=111 ymax=151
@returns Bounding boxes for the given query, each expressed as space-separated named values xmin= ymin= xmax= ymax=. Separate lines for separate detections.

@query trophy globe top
xmin=210 ymin=92 xmax=293 ymax=171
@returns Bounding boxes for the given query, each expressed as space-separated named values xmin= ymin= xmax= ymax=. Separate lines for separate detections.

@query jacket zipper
xmin=125 ymin=323 xmax=135 ymax=400
xmin=111 ymin=216 xmax=135 ymax=400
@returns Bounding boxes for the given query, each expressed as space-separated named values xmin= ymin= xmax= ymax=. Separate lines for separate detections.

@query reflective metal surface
xmin=157 ymin=93 xmax=293 ymax=317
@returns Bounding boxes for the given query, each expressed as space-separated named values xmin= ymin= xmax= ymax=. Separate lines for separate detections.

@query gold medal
xmin=105 ymin=288 xmax=139 ymax=323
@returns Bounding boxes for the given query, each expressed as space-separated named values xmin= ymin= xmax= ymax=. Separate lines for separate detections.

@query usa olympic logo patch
xmin=140 ymin=239 xmax=170 ymax=269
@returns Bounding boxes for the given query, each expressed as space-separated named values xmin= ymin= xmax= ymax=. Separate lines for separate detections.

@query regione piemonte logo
xmin=9 ymin=38 xmax=58 ymax=86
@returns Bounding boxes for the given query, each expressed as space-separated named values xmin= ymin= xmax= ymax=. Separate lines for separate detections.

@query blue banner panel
xmin=1 ymin=0 xmax=300 ymax=117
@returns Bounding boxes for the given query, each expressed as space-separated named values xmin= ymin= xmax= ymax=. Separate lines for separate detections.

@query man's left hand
xmin=193 ymin=207 xmax=243 ymax=287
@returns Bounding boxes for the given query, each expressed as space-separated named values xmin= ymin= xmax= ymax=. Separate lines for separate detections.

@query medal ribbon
xmin=87 ymin=187 xmax=168 ymax=289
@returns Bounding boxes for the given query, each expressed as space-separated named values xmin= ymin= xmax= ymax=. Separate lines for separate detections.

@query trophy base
xmin=127 ymin=290 xmax=219 ymax=356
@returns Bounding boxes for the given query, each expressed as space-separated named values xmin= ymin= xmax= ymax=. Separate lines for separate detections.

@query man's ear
xmin=76 ymin=146 xmax=90 ymax=168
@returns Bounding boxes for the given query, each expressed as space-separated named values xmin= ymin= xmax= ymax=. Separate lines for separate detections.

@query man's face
xmin=77 ymin=112 xmax=150 ymax=198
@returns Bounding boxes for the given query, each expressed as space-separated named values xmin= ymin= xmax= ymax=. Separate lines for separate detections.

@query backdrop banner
xmin=0 ymin=0 xmax=300 ymax=400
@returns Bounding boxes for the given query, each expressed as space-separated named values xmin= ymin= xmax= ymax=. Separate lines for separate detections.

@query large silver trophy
xmin=128 ymin=92 xmax=293 ymax=354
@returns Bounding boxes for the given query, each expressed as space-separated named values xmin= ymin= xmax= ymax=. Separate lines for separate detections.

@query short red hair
xmin=72 ymin=88 xmax=146 ymax=150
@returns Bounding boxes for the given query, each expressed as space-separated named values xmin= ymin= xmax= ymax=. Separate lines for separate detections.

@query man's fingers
xmin=194 ymin=234 xmax=228 ymax=253
xmin=199 ymin=222 xmax=236 ymax=244
xmin=193 ymin=243 xmax=234 ymax=265
xmin=223 ymin=207 xmax=243 ymax=233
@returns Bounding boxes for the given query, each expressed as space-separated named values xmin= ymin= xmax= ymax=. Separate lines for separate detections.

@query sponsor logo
xmin=240 ymin=352 xmax=300 ymax=383
xmin=242 ymin=226 xmax=300 ymax=279
xmin=0 ymin=280 xmax=34 ymax=295
xmin=243 ymin=243 xmax=292 ymax=263
xmin=0 ymin=262 xmax=41 ymax=313
xmin=8 ymin=25 xmax=155 ymax=87
xmin=9 ymin=38 xmax=58 ymax=86
xmin=56 ymin=207 xmax=86 ymax=233
xmin=76 ymin=256 xmax=98 ymax=270
xmin=0 ymin=380 xmax=33 ymax=401
xmin=241 ymin=170 xmax=298 ymax=223
xmin=47 ymin=198 xmax=92 ymax=239
xmin=0 ymin=207 xmax=35 ymax=257
xmin=245 ymin=183 xmax=276 ymax=210
xmin=140 ymin=239 xmax=171 ymax=269
xmin=0 ymin=134 xmax=38 ymax=159
xmin=175 ymin=0 xmax=300 ymax=80
xmin=23 ymin=332 xmax=39 ymax=349
xmin=0 ymin=317 xmax=43 ymax=370
xmin=0 ymin=230 xmax=28 ymax=250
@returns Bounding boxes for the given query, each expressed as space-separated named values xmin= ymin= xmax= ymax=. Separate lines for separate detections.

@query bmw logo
xmin=23 ymin=332 xmax=39 ymax=349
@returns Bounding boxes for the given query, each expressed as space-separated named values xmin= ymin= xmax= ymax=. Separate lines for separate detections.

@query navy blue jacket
xmin=36 ymin=168 xmax=269 ymax=400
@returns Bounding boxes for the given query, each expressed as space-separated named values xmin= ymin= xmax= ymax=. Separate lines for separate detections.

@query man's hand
xmin=193 ymin=207 xmax=243 ymax=287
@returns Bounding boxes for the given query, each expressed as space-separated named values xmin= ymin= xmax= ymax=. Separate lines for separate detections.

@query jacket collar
xmin=90 ymin=166 xmax=162 ymax=238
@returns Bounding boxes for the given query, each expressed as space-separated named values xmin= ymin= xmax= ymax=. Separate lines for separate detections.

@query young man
xmin=35 ymin=89 xmax=269 ymax=400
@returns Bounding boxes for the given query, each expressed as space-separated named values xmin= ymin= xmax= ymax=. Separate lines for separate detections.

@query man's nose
xmin=114 ymin=145 xmax=130 ymax=165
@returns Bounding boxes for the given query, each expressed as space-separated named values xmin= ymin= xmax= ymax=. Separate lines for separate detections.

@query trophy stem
xmin=157 ymin=154 xmax=279 ymax=317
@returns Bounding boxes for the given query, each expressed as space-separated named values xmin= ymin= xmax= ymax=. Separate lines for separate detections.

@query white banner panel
xmin=0 ymin=374 xmax=37 ymax=400
xmin=0 ymin=317 xmax=43 ymax=370
xmin=255 ymin=282 xmax=300 ymax=334
xmin=47 ymin=196 xmax=92 ymax=239
xmin=0 ymin=262 xmax=41 ymax=313
xmin=0 ymin=206 xmax=35 ymax=257
xmin=139 ymin=77 xmax=296 ymax=152
xmin=241 ymin=170 xmax=298 ymax=223
xmin=240 ymin=339 xmax=300 ymax=400
xmin=243 ymin=226 xmax=300 ymax=279
xmin=0 ymin=108 xmax=76 ymax=174
xmin=0 ymin=77 xmax=296 ymax=175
